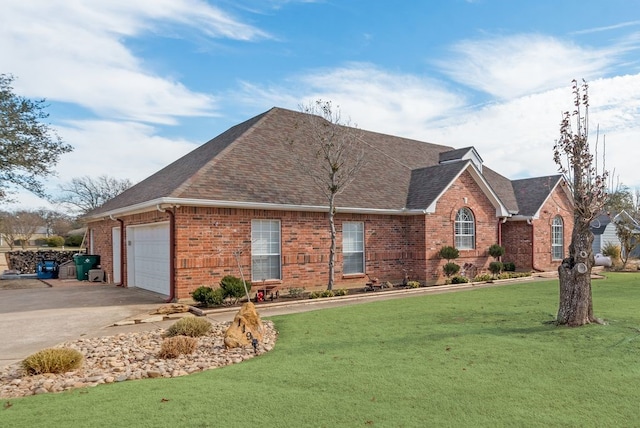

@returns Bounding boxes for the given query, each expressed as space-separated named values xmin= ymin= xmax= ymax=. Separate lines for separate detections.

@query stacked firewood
xmin=5 ymin=251 xmax=79 ymax=274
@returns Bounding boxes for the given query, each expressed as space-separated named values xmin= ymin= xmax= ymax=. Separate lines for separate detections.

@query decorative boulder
xmin=224 ymin=302 xmax=264 ymax=349
xmin=151 ymin=303 xmax=191 ymax=315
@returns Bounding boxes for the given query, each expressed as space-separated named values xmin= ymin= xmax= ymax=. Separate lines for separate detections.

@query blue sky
xmin=2 ymin=0 xmax=640 ymax=211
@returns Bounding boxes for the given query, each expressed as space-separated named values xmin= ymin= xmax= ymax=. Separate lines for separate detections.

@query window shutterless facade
xmin=454 ymin=208 xmax=475 ymax=249
xmin=343 ymin=221 xmax=364 ymax=274
xmin=251 ymin=219 xmax=281 ymax=281
xmin=552 ymin=216 xmax=564 ymax=260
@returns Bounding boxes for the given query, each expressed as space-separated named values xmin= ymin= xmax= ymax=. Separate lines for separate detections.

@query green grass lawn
xmin=2 ymin=273 xmax=640 ymax=427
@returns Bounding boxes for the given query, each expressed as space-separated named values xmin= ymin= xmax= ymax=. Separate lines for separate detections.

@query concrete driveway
xmin=0 ymin=283 xmax=168 ymax=368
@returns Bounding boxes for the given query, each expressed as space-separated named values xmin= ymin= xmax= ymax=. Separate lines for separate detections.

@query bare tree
xmin=293 ymin=100 xmax=366 ymax=290
xmin=613 ymin=213 xmax=640 ymax=268
xmin=553 ymin=80 xmax=609 ymax=326
xmin=56 ymin=175 xmax=133 ymax=214
xmin=37 ymin=209 xmax=77 ymax=237
xmin=0 ymin=74 xmax=72 ymax=202
xmin=0 ymin=210 xmax=44 ymax=249
xmin=606 ymin=186 xmax=640 ymax=268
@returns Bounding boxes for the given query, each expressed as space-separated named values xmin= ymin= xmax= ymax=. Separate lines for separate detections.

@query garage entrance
xmin=126 ymin=222 xmax=170 ymax=295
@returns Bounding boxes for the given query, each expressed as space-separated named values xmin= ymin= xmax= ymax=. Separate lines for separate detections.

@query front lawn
xmin=2 ymin=273 xmax=639 ymax=427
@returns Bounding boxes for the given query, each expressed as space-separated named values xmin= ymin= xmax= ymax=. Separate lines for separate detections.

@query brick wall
xmin=86 ymin=171 xmax=571 ymax=299
xmin=502 ymin=183 xmax=574 ymax=271
xmin=424 ymin=170 xmax=500 ymax=283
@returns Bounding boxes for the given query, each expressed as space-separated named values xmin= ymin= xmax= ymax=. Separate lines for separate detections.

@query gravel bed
xmin=0 ymin=320 xmax=277 ymax=398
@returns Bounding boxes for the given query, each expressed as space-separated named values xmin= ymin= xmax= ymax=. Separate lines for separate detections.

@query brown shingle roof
xmin=511 ymin=175 xmax=563 ymax=216
xmin=87 ymin=107 xmax=556 ymax=218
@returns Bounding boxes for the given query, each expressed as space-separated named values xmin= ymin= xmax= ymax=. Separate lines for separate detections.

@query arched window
xmin=455 ymin=208 xmax=475 ymax=249
xmin=552 ymin=216 xmax=564 ymax=260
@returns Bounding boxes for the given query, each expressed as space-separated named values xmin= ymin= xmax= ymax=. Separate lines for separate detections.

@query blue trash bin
xmin=37 ymin=260 xmax=59 ymax=280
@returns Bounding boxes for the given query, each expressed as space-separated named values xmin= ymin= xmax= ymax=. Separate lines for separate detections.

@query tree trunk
xmin=327 ymin=196 xmax=336 ymax=291
xmin=556 ymin=220 xmax=597 ymax=326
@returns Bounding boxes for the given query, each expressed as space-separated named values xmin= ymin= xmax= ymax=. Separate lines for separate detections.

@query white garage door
xmin=126 ymin=222 xmax=170 ymax=295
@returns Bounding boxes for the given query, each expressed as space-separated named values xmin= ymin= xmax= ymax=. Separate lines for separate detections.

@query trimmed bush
xmin=22 ymin=348 xmax=83 ymax=375
xmin=451 ymin=276 xmax=469 ymax=284
xmin=442 ymin=262 xmax=461 ymax=277
xmin=439 ymin=246 xmax=460 ymax=262
xmin=158 ymin=335 xmax=198 ymax=359
xmin=191 ymin=286 xmax=225 ymax=307
xmin=488 ymin=244 xmax=505 ymax=260
xmin=489 ymin=261 xmax=503 ymax=276
xmin=503 ymin=262 xmax=516 ymax=272
xmin=334 ymin=288 xmax=349 ymax=296
xmin=164 ymin=317 xmax=212 ymax=338
xmin=220 ymin=275 xmax=250 ymax=302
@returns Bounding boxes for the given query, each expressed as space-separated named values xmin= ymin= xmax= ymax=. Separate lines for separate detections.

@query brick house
xmin=84 ymin=107 xmax=573 ymax=300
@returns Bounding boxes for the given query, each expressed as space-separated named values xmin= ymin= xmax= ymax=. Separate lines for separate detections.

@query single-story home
xmin=84 ymin=107 xmax=574 ymax=300
xmin=592 ymin=211 xmax=640 ymax=258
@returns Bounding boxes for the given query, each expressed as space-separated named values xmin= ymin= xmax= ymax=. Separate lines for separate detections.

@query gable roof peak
xmin=439 ymin=146 xmax=483 ymax=172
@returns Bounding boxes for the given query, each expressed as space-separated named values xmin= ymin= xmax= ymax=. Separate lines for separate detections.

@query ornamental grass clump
xmin=158 ymin=335 xmax=198 ymax=359
xmin=164 ymin=317 xmax=212 ymax=338
xmin=21 ymin=348 xmax=83 ymax=375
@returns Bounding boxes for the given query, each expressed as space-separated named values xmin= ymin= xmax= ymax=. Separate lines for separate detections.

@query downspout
xmin=157 ymin=205 xmax=176 ymax=303
xmin=497 ymin=217 xmax=507 ymax=247
xmin=109 ymin=215 xmax=124 ymax=287
xmin=527 ymin=218 xmax=544 ymax=272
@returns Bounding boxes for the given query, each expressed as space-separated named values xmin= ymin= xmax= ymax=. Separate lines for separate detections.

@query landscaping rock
xmin=224 ymin=302 xmax=264 ymax=349
xmin=0 ymin=320 xmax=277 ymax=399
xmin=151 ymin=303 xmax=191 ymax=315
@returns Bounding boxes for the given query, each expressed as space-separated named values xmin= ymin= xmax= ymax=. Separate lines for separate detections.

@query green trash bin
xmin=74 ymin=255 xmax=101 ymax=281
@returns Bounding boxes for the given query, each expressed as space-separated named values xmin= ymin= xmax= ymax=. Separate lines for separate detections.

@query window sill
xmin=342 ymin=273 xmax=365 ymax=279
xmin=251 ymin=279 xmax=282 ymax=286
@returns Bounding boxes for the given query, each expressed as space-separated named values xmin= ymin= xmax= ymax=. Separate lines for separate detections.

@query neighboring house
xmin=84 ymin=107 xmax=574 ymax=300
xmin=0 ymin=226 xmax=49 ymax=249
xmin=592 ymin=211 xmax=640 ymax=258
xmin=591 ymin=213 xmax=620 ymax=255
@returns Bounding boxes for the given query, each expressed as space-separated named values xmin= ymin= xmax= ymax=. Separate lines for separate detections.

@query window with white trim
xmin=343 ymin=222 xmax=364 ymax=274
xmin=552 ymin=216 xmax=564 ymax=260
xmin=455 ymin=208 xmax=475 ymax=250
xmin=251 ymin=220 xmax=281 ymax=281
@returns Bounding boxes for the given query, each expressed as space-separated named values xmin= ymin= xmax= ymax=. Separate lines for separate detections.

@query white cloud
xmin=436 ymin=34 xmax=619 ymax=99
xmin=3 ymin=120 xmax=199 ymax=212
xmin=0 ymin=0 xmax=269 ymax=211
xmin=53 ymin=120 xmax=198 ymax=183
xmin=239 ymin=62 xmax=640 ymax=191
xmin=236 ymin=63 xmax=466 ymax=137
xmin=0 ymin=0 xmax=269 ymax=124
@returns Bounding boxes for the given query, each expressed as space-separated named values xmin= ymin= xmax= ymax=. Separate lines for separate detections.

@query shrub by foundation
xmin=191 ymin=286 xmax=225 ymax=307
xmin=503 ymin=262 xmax=516 ymax=272
xmin=22 ymin=348 xmax=83 ymax=375
xmin=158 ymin=335 xmax=198 ymax=359
xmin=489 ymin=261 xmax=504 ymax=276
xmin=164 ymin=317 xmax=212 ymax=338
xmin=220 ymin=275 xmax=250 ymax=303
